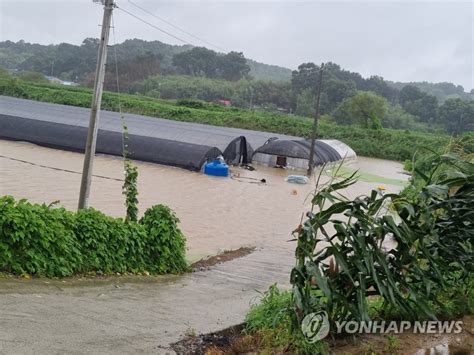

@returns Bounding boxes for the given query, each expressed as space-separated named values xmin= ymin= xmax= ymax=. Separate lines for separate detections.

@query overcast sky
xmin=0 ymin=0 xmax=472 ymax=90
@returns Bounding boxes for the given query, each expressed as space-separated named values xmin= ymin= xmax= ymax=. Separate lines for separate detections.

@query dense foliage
xmin=0 ymin=38 xmax=286 ymax=82
xmin=172 ymin=47 xmax=250 ymax=81
xmin=388 ymin=80 xmax=473 ymax=102
xmin=0 ymin=196 xmax=188 ymax=277
xmin=0 ymin=78 xmax=450 ymax=162
xmin=244 ymin=151 xmax=473 ymax=353
xmin=332 ymin=91 xmax=386 ymax=129
xmin=291 ymin=156 xmax=473 ymax=324
xmin=1 ymin=39 xmax=471 ymax=135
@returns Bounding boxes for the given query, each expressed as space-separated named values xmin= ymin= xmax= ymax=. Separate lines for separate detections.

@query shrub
xmin=139 ymin=205 xmax=188 ymax=273
xmin=176 ymin=98 xmax=207 ymax=109
xmin=0 ymin=196 xmax=189 ymax=277
xmin=73 ymin=208 xmax=148 ymax=274
xmin=0 ymin=197 xmax=81 ymax=277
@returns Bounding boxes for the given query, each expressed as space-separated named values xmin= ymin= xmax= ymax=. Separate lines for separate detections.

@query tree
xmin=291 ymin=62 xmax=320 ymax=97
xmin=332 ymin=97 xmax=355 ymax=125
xmin=324 ymin=78 xmax=356 ymax=112
xmin=438 ymin=98 xmax=474 ymax=135
xmin=172 ymin=47 xmax=219 ymax=77
xmin=295 ymin=89 xmax=315 ymax=117
xmin=172 ymin=48 xmax=250 ymax=81
xmin=364 ymin=75 xmax=399 ymax=103
xmin=332 ymin=91 xmax=387 ymax=129
xmin=399 ymin=85 xmax=438 ymax=123
xmin=291 ymin=63 xmax=360 ymax=114
xmin=218 ymin=51 xmax=250 ymax=81
xmin=103 ymin=51 xmax=162 ymax=92
xmin=382 ymin=104 xmax=418 ymax=130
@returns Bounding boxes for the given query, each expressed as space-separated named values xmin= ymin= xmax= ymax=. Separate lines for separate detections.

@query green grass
xmin=0 ymin=78 xmax=451 ymax=161
xmin=326 ymin=166 xmax=409 ymax=187
xmin=245 ymin=284 xmax=328 ymax=354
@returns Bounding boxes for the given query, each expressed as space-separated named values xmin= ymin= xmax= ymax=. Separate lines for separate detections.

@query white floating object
xmin=285 ymin=175 xmax=309 ymax=184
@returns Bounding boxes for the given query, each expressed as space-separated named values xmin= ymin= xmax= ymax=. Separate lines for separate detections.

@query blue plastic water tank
xmin=204 ymin=160 xmax=229 ymax=177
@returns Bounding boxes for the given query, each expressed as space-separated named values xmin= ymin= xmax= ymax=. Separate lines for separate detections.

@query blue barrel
xmin=204 ymin=160 xmax=229 ymax=177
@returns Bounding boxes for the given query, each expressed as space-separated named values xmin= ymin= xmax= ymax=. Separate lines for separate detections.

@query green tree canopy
xmin=333 ymin=91 xmax=387 ymax=129
xmin=438 ymin=98 xmax=474 ymax=135
xmin=219 ymin=51 xmax=250 ymax=81
xmin=399 ymin=85 xmax=438 ymax=123
xmin=172 ymin=47 xmax=218 ymax=78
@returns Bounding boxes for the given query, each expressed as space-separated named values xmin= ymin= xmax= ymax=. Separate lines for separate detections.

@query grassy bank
xmin=0 ymin=79 xmax=450 ymax=161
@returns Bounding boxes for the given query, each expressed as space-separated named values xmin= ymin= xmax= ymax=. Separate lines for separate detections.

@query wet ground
xmin=0 ymin=139 xmax=413 ymax=354
xmin=171 ymin=316 xmax=473 ymax=354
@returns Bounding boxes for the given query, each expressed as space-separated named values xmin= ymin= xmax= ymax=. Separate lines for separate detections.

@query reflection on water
xmin=0 ymin=139 xmax=407 ymax=259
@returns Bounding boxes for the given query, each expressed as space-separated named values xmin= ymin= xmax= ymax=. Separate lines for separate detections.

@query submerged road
xmin=0 ymin=246 xmax=294 ymax=354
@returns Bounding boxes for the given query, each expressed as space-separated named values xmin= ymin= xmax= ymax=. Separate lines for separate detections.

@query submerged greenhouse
xmin=0 ymin=95 xmax=356 ymax=171
xmin=252 ymin=139 xmax=356 ymax=169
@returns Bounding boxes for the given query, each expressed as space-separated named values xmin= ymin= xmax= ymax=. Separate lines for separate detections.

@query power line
xmin=115 ymin=5 xmax=193 ymax=46
xmin=110 ymin=13 xmax=128 ymax=159
xmin=0 ymin=154 xmax=123 ymax=182
xmin=127 ymin=0 xmax=227 ymax=52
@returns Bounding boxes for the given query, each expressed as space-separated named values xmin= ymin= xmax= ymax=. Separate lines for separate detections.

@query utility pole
xmin=78 ymin=0 xmax=115 ymax=210
xmin=306 ymin=63 xmax=324 ymax=177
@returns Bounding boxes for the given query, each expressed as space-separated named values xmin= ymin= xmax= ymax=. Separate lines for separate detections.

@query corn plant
xmin=291 ymin=154 xmax=473 ymax=326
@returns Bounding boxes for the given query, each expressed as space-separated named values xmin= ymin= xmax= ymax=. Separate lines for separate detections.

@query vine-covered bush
xmin=0 ymin=197 xmax=81 ymax=277
xmin=0 ymin=196 xmax=188 ymax=277
xmin=139 ymin=205 xmax=188 ymax=273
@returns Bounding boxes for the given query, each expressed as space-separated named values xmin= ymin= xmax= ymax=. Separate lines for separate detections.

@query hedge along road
xmin=0 ymin=139 xmax=408 ymax=353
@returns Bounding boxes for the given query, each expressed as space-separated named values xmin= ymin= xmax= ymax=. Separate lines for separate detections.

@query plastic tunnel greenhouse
xmin=252 ymin=139 xmax=356 ymax=170
xmin=0 ymin=95 xmax=356 ymax=171
xmin=0 ymin=115 xmax=222 ymax=171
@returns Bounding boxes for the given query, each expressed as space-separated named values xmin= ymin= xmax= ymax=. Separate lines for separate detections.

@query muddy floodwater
xmin=0 ymin=139 xmax=408 ymax=260
xmin=6 ymin=139 xmax=463 ymax=355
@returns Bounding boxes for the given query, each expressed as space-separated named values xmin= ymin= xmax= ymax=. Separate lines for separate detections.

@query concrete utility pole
xmin=78 ymin=0 xmax=115 ymax=210
xmin=306 ymin=63 xmax=324 ymax=177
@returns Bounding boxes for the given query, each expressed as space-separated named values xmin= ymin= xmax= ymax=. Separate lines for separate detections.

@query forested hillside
xmin=387 ymin=80 xmax=474 ymax=102
xmin=0 ymin=39 xmax=288 ymax=82
xmin=1 ymin=38 xmax=472 ymax=136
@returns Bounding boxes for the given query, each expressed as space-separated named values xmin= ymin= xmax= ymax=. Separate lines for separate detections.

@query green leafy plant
xmin=245 ymin=285 xmax=328 ymax=354
xmin=139 ymin=204 xmax=188 ymax=273
xmin=123 ymin=160 xmax=139 ymax=222
xmin=0 ymin=196 xmax=188 ymax=277
xmin=291 ymin=154 xmax=473 ymax=328
xmin=120 ymin=115 xmax=139 ymax=222
xmin=386 ymin=335 xmax=400 ymax=352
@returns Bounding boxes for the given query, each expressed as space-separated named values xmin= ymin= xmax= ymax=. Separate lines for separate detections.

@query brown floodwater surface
xmin=0 ymin=139 xmax=407 ymax=260
xmin=0 ymin=139 xmax=415 ymax=354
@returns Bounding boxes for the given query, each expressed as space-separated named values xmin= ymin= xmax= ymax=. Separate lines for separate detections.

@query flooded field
xmin=7 ymin=139 xmax=465 ymax=355
xmin=0 ymin=139 xmax=408 ymax=260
